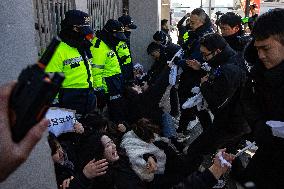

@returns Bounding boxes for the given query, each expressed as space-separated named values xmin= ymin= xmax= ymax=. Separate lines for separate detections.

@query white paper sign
xmin=46 ymin=108 xmax=76 ymax=137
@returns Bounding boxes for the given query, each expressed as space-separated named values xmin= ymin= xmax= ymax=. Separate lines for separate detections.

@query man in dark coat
xmin=183 ymin=33 xmax=250 ymax=175
xmin=235 ymin=9 xmax=284 ymax=189
xmin=218 ymin=12 xmax=251 ymax=54
xmin=176 ymin=8 xmax=213 ymax=137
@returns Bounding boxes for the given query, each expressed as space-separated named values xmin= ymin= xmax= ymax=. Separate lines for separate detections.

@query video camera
xmin=10 ymin=37 xmax=65 ymax=142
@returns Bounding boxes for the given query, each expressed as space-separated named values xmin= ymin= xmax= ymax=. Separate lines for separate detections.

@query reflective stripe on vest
xmin=45 ymin=41 xmax=93 ymax=89
xmin=90 ymin=37 xmax=121 ymax=91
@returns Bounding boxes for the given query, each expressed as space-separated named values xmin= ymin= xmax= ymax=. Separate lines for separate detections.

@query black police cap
xmin=62 ymin=10 xmax=91 ymax=26
xmin=118 ymin=15 xmax=137 ymax=29
xmin=103 ymin=19 xmax=127 ymax=41
xmin=61 ymin=10 xmax=93 ymax=36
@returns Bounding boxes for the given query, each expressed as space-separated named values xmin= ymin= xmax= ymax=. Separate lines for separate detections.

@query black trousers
xmin=58 ymin=88 xmax=96 ymax=116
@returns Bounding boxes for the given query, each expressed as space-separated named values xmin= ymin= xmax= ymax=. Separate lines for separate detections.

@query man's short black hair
xmin=161 ymin=19 xmax=168 ymax=26
xmin=200 ymin=33 xmax=228 ymax=51
xmin=252 ymin=8 xmax=284 ymax=45
xmin=147 ymin=42 xmax=160 ymax=54
xmin=218 ymin=12 xmax=242 ymax=30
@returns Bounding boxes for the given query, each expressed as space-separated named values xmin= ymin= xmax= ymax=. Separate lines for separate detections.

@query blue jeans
xmin=162 ymin=112 xmax=177 ymax=138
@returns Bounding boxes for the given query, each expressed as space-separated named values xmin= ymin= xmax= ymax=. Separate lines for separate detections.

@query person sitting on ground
xmin=48 ymin=134 xmax=108 ymax=189
xmin=78 ymin=133 xmax=121 ymax=189
xmin=123 ymin=58 xmax=176 ymax=136
xmin=120 ymin=119 xmax=166 ymax=183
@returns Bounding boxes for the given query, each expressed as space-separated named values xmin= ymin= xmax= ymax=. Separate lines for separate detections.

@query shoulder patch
xmin=107 ymin=50 xmax=116 ymax=58
xmin=63 ymin=56 xmax=83 ymax=66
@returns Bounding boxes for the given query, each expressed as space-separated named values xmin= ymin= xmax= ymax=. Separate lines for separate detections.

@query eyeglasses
xmin=201 ymin=51 xmax=216 ymax=61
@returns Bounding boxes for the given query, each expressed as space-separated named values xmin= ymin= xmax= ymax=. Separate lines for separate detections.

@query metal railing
xmin=87 ymin=0 xmax=123 ymax=31
xmin=33 ymin=0 xmax=75 ymax=55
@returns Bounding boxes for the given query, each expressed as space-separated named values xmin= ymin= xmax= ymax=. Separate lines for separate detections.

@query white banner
xmin=46 ymin=108 xmax=76 ymax=137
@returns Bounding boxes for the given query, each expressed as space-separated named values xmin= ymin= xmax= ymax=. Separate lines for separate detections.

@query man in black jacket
xmin=235 ymin=9 xmax=284 ymax=189
xmin=218 ymin=12 xmax=251 ymax=53
xmin=183 ymin=33 xmax=250 ymax=175
xmin=176 ymin=8 xmax=213 ymax=138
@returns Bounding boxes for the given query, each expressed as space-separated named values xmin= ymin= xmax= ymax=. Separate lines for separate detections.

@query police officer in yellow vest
xmin=115 ymin=39 xmax=134 ymax=84
xmin=45 ymin=10 xmax=96 ymax=116
xmin=90 ymin=19 xmax=127 ymax=122
xmin=116 ymin=15 xmax=137 ymax=84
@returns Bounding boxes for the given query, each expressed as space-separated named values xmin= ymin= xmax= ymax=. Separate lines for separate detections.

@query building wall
xmin=162 ymin=0 xmax=171 ymax=21
xmin=129 ymin=0 xmax=161 ymax=70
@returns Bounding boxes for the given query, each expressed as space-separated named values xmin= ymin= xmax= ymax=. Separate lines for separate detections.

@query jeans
xmin=162 ymin=112 xmax=177 ymax=138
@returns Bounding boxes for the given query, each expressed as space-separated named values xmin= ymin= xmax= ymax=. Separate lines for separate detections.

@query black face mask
xmin=124 ymin=31 xmax=131 ymax=39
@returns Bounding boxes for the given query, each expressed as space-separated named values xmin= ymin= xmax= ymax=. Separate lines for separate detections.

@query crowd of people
xmin=1 ymin=6 xmax=284 ymax=189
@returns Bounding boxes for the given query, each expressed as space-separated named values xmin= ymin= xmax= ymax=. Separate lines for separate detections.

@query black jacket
xmin=172 ymin=169 xmax=217 ymax=189
xmin=201 ymin=46 xmax=250 ymax=134
xmin=177 ymin=16 xmax=190 ymax=45
xmin=223 ymin=32 xmax=251 ymax=53
xmin=89 ymin=150 xmax=148 ymax=189
xmin=125 ymin=66 xmax=170 ymax=126
xmin=238 ymin=59 xmax=284 ymax=188
xmin=178 ymin=23 xmax=213 ymax=101
xmin=146 ymin=43 xmax=180 ymax=85
xmin=182 ymin=23 xmax=213 ymax=63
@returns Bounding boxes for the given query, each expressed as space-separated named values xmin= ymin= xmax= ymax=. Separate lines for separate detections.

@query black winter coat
xmin=178 ymin=23 xmax=213 ymax=101
xmin=238 ymin=59 xmax=284 ymax=188
xmin=125 ymin=66 xmax=170 ymax=126
xmin=223 ymin=32 xmax=251 ymax=54
xmin=200 ymin=46 xmax=250 ymax=134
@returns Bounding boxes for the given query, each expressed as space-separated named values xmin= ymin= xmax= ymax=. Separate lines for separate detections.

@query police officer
xmin=90 ymin=19 xmax=126 ymax=122
xmin=45 ymin=10 xmax=96 ymax=116
xmin=118 ymin=15 xmax=137 ymax=46
xmin=116 ymin=15 xmax=137 ymax=84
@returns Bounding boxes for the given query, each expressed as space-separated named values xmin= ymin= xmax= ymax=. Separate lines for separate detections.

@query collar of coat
xmin=207 ymin=45 xmax=236 ymax=68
